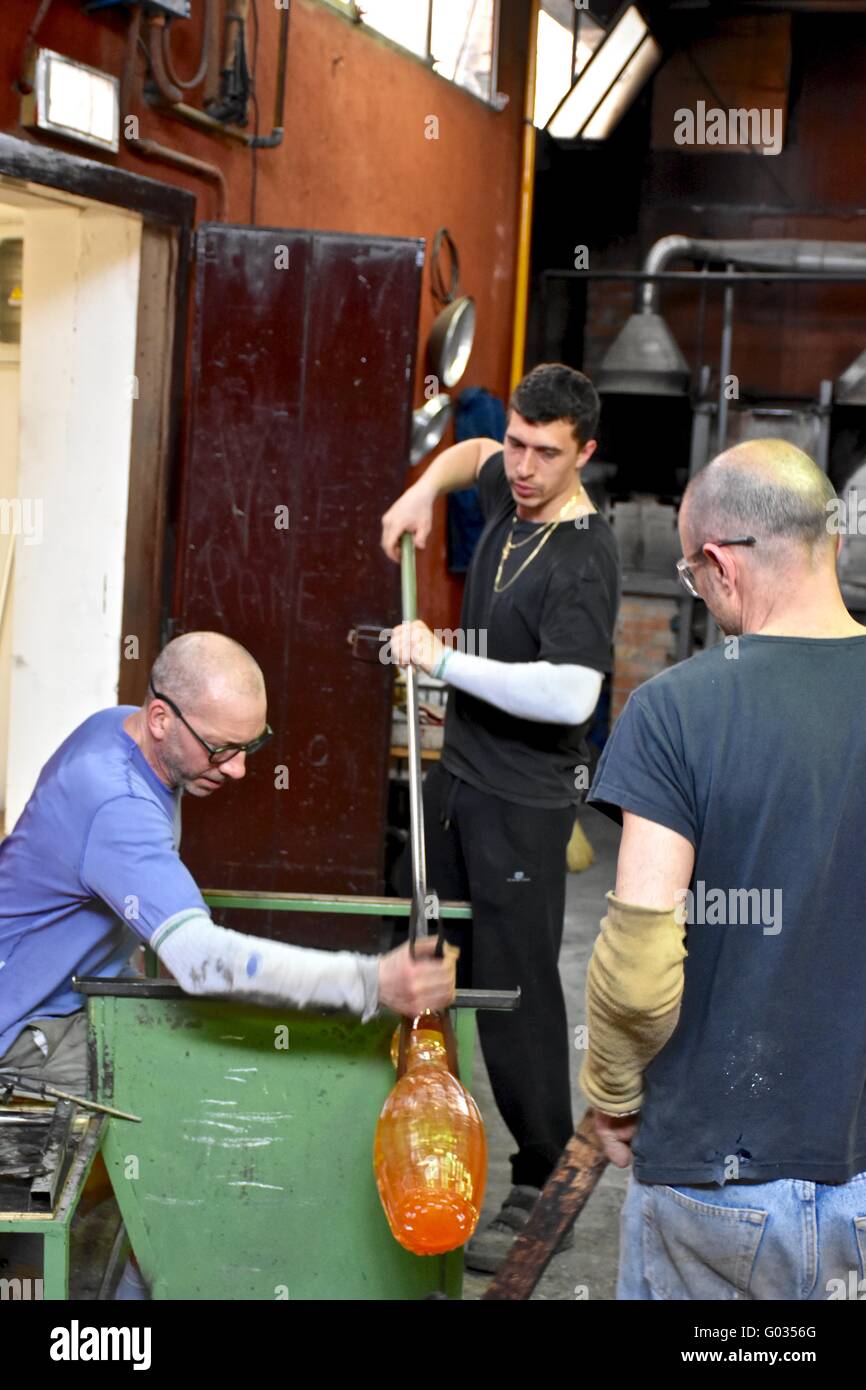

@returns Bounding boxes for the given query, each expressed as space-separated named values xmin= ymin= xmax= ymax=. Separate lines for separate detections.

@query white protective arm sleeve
xmin=152 ymin=911 xmax=380 ymax=1022
xmin=438 ymin=648 xmax=603 ymax=724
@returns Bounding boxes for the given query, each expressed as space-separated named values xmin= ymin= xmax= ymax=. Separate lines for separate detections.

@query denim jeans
xmin=617 ymin=1170 xmax=866 ymax=1300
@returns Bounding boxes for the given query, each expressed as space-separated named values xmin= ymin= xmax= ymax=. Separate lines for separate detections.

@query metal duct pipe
xmin=599 ymin=236 xmax=866 ymax=396
xmin=595 ymin=309 xmax=691 ymax=396
xmin=639 ymin=236 xmax=866 ymax=313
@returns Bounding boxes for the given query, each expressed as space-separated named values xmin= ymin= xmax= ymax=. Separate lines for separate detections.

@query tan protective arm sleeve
xmin=579 ymin=891 xmax=687 ymax=1116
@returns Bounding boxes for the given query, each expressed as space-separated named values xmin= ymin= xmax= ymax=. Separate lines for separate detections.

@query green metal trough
xmin=83 ymin=987 xmax=476 ymax=1300
xmin=76 ymin=886 xmax=482 ymax=1300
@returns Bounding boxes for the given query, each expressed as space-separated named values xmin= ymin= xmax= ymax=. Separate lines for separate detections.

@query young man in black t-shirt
xmin=381 ymin=364 xmax=620 ymax=1272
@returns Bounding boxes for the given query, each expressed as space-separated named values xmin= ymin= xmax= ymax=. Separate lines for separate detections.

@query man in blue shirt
xmin=0 ymin=631 xmax=456 ymax=1098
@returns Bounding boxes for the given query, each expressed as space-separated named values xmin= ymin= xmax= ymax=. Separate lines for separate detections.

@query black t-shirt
xmin=589 ymin=633 xmax=866 ymax=1185
xmin=441 ymin=451 xmax=620 ymax=808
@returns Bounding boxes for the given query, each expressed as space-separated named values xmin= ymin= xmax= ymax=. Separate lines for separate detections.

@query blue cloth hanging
xmin=447 ymin=388 xmax=506 ymax=573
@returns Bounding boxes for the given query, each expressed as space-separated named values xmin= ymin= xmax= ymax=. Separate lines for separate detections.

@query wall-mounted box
xmin=21 ymin=49 xmax=120 ymax=155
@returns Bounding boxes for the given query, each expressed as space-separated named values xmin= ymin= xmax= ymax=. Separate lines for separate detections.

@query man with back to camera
xmin=381 ymin=363 xmax=620 ymax=1271
xmin=581 ymin=439 xmax=866 ymax=1299
xmin=0 ymin=631 xmax=457 ymax=1295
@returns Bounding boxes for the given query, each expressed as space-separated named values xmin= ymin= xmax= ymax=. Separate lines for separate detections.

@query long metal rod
xmin=704 ymin=266 xmax=736 ymax=654
xmin=401 ymin=533 xmax=428 ymax=950
xmin=202 ymin=536 xmax=522 ymax=1008
xmin=716 ymin=264 xmax=735 ymax=452
xmin=201 ymin=890 xmax=471 ymax=917
xmin=542 ymin=269 xmax=866 ymax=284
xmin=72 ymin=975 xmax=518 ymax=1010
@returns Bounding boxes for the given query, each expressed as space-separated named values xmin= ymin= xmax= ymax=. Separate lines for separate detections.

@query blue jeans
xmin=617 ymin=1170 xmax=866 ymax=1300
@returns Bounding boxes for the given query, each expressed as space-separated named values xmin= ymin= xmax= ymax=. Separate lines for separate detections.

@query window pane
xmin=534 ymin=7 xmax=573 ymax=128
xmin=575 ymin=13 xmax=605 ymax=77
xmin=431 ymin=0 xmax=497 ymax=103
xmin=359 ymin=0 xmax=431 ymax=59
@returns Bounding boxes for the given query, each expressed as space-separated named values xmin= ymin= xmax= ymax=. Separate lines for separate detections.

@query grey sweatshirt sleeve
xmin=152 ymin=911 xmax=381 ymax=1023
xmin=439 ymin=649 xmax=603 ymax=724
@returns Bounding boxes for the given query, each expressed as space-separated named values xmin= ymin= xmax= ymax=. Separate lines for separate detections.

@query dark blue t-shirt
xmin=0 ymin=707 xmax=209 ymax=1056
xmin=589 ymin=634 xmax=866 ymax=1185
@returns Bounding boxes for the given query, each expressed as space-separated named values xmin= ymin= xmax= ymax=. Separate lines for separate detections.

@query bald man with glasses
xmin=581 ymin=440 xmax=866 ymax=1301
xmin=0 ymin=631 xmax=456 ymax=1103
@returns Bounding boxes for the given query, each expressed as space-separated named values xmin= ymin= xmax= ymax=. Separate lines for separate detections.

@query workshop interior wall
xmin=542 ymin=12 xmax=866 ymax=405
xmin=0 ymin=0 xmax=530 ymax=633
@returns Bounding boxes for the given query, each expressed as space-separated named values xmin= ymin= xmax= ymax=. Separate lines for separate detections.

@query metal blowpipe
xmin=0 ymin=1069 xmax=142 ymax=1122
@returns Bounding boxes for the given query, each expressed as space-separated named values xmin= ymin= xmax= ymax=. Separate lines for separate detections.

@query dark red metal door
xmin=173 ymin=224 xmax=423 ymax=949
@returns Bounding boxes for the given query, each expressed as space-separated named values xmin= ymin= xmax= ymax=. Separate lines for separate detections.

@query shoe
xmin=463 ymin=1184 xmax=575 ymax=1274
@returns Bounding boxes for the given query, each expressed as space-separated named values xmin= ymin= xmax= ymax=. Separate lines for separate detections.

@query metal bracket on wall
xmin=347 ymin=624 xmax=387 ymax=662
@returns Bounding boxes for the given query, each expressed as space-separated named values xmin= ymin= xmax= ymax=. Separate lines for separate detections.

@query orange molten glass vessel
xmin=374 ymin=1011 xmax=487 ymax=1256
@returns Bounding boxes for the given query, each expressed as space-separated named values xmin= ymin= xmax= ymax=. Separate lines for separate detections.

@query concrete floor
xmin=462 ymin=806 xmax=627 ymax=1302
xmin=1 ymin=807 xmax=624 ymax=1302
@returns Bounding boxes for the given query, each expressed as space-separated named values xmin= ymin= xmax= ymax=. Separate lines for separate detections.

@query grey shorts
xmin=0 ymin=1012 xmax=90 ymax=1099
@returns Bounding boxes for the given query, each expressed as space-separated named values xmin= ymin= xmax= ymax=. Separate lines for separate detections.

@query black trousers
xmin=393 ymin=763 xmax=576 ymax=1189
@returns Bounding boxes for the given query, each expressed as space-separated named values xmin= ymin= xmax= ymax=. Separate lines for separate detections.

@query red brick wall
xmin=611 ymin=596 xmax=678 ymax=721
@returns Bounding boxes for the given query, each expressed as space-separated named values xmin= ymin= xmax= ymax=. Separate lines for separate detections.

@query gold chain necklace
xmin=493 ymin=490 xmax=584 ymax=594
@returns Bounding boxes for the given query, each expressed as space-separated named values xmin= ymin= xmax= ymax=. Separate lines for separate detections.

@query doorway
xmin=0 ymin=138 xmax=193 ymax=832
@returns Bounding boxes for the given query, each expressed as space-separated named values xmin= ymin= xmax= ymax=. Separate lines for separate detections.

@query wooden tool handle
xmin=481 ymin=1109 xmax=609 ymax=1300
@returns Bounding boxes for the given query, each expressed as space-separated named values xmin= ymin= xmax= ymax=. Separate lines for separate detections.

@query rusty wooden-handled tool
xmin=425 ymin=1110 xmax=610 ymax=1299
xmin=482 ymin=1109 xmax=609 ymax=1300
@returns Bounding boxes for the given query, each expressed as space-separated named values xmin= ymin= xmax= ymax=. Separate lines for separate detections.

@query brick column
xmin=611 ymin=596 xmax=678 ymax=721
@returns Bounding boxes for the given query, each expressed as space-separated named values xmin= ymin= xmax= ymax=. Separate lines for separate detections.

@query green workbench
xmin=84 ymin=986 xmax=476 ymax=1300
xmin=0 ymin=1110 xmax=105 ymax=1299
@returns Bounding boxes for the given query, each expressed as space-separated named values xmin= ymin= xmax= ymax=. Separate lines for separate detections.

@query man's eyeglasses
xmin=676 ymin=536 xmax=757 ymax=599
xmin=149 ymin=681 xmax=273 ymax=765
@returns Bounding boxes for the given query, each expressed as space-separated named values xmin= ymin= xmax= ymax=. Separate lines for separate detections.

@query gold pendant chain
xmin=494 ymin=523 xmax=557 ymax=592
xmin=502 ymin=520 xmax=555 ymax=552
xmin=493 ymin=490 xmax=586 ymax=594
